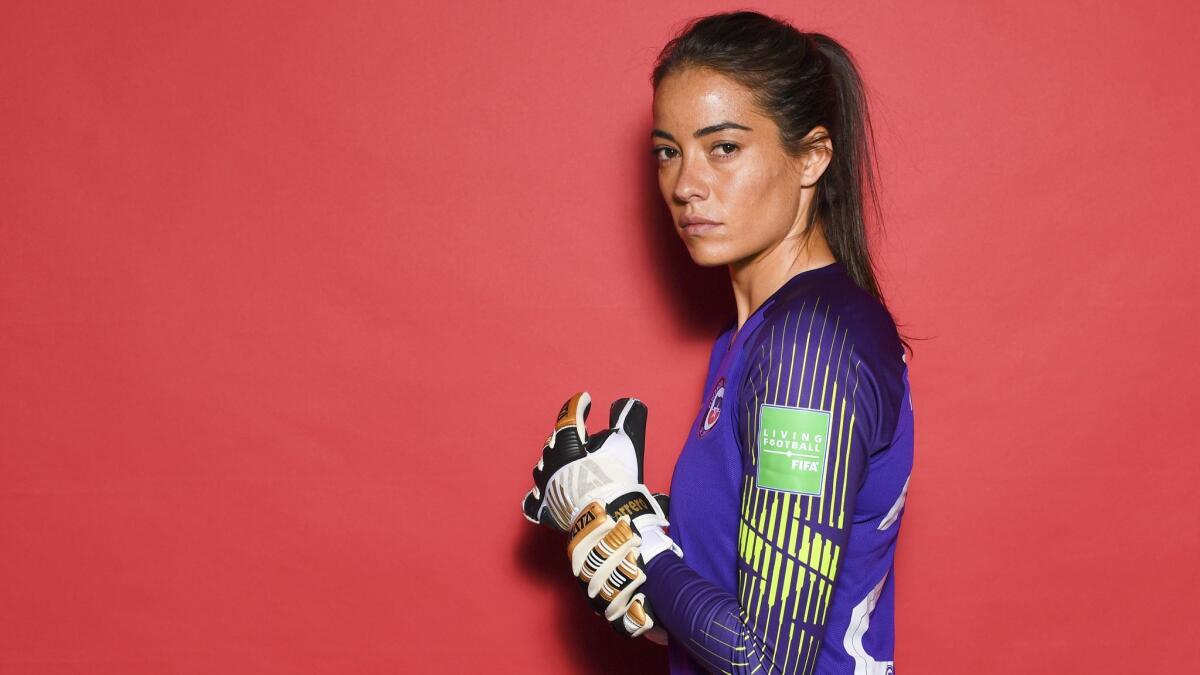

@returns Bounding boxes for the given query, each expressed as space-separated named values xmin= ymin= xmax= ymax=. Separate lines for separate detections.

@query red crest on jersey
xmin=699 ymin=376 xmax=725 ymax=438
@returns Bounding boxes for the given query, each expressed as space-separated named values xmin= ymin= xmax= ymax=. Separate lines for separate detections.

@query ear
xmin=797 ymin=125 xmax=833 ymax=188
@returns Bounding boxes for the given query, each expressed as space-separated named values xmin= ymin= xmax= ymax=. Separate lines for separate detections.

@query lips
xmin=682 ymin=222 xmax=720 ymax=235
xmin=680 ymin=214 xmax=722 ymax=235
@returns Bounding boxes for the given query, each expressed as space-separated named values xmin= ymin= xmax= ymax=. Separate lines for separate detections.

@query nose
xmin=671 ymin=154 xmax=708 ymax=204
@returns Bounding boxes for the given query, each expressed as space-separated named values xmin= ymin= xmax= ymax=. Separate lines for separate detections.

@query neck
xmin=729 ymin=226 xmax=835 ymax=334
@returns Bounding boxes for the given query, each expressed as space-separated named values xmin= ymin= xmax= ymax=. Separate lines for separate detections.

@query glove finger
xmin=585 ymin=516 xmax=640 ymax=600
xmin=521 ymin=488 xmax=541 ymax=524
xmin=608 ymin=398 xmax=647 ymax=481
xmin=550 ymin=391 xmax=591 ymax=452
xmin=609 ymin=398 xmax=646 ymax=441
xmin=521 ymin=486 xmax=560 ymax=528
xmin=599 ymin=548 xmax=647 ymax=622
xmin=525 ymin=392 xmax=592 ymax=531
xmin=572 ymin=512 xmax=629 ymax=590
xmin=568 ymin=501 xmax=616 ymax=576
xmin=617 ymin=593 xmax=653 ymax=638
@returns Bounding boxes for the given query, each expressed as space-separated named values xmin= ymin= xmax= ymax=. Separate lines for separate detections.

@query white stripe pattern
xmin=842 ymin=572 xmax=893 ymax=675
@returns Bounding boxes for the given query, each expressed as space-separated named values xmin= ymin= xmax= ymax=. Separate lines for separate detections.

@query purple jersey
xmin=641 ymin=261 xmax=914 ymax=674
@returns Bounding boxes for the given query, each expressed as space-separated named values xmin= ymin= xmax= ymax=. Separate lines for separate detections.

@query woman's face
xmin=651 ymin=67 xmax=824 ymax=268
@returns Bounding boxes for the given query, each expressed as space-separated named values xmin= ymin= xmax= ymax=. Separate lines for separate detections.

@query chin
xmin=682 ymin=242 xmax=736 ymax=268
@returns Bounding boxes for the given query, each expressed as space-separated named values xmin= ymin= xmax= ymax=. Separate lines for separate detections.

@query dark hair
xmin=652 ymin=11 xmax=914 ymax=356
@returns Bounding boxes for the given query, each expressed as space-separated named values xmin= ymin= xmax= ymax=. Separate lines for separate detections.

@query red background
xmin=3 ymin=2 xmax=1198 ymax=673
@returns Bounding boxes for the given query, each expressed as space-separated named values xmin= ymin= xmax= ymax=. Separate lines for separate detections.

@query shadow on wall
xmin=510 ymin=126 xmax=733 ymax=674
xmin=632 ymin=124 xmax=733 ymax=342
xmin=514 ymin=523 xmax=670 ymax=674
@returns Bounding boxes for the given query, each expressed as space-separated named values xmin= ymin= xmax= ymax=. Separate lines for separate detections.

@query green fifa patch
xmin=756 ymin=404 xmax=832 ymax=495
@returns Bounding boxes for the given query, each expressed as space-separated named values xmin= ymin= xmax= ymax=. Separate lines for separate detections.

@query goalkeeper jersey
xmin=641 ymin=260 xmax=914 ymax=675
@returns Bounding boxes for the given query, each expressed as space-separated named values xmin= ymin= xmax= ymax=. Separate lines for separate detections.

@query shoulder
xmin=748 ymin=263 xmax=903 ymax=376
xmin=736 ymin=263 xmax=907 ymax=452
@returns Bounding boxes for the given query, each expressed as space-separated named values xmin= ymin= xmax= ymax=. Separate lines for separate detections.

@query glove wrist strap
xmin=638 ymin=522 xmax=683 ymax=563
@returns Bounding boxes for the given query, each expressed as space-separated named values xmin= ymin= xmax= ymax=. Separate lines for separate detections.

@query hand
xmin=567 ymin=491 xmax=677 ymax=642
xmin=520 ymin=392 xmax=681 ymax=639
xmin=520 ymin=391 xmax=650 ymax=532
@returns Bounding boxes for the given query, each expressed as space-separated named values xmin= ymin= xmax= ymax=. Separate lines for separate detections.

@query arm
xmin=641 ymin=307 xmax=883 ymax=674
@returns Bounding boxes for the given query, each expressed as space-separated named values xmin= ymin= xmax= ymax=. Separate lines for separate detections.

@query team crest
xmin=698 ymin=376 xmax=725 ymax=438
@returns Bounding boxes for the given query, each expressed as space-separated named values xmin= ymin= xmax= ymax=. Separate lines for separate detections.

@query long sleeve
xmin=642 ymin=300 xmax=885 ymax=674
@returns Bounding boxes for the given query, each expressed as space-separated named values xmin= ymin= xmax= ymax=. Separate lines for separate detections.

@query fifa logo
xmin=698 ymin=377 xmax=725 ymax=438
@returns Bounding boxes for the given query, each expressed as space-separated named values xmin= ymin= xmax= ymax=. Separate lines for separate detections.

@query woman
xmin=523 ymin=11 xmax=914 ymax=674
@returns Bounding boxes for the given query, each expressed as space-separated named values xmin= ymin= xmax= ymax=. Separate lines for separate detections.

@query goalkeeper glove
xmin=520 ymin=391 xmax=681 ymax=638
xmin=567 ymin=491 xmax=675 ymax=642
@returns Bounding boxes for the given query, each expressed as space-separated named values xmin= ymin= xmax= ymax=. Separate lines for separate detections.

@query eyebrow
xmin=651 ymin=121 xmax=752 ymax=143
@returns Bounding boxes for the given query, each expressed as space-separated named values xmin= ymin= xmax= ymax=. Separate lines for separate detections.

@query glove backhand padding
xmin=521 ymin=392 xmax=651 ymax=531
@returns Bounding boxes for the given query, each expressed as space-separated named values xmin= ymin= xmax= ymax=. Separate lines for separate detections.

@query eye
xmin=713 ymin=142 xmax=739 ymax=157
xmin=652 ymin=146 xmax=679 ymax=162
